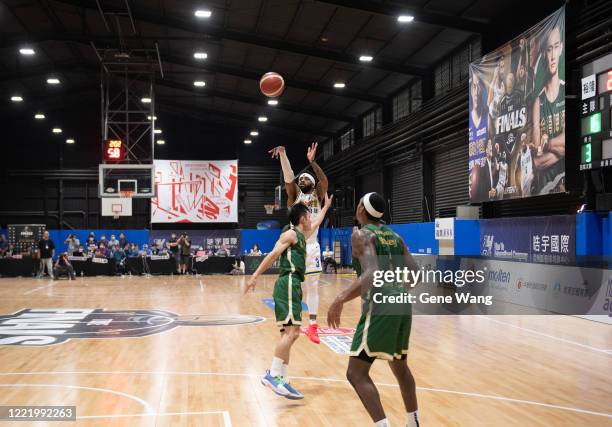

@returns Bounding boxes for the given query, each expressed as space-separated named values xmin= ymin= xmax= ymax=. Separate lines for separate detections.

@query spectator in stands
xmin=37 ymin=231 xmax=55 ymax=279
xmin=6 ymin=244 xmax=15 ymax=257
xmin=250 ymin=244 xmax=262 ymax=256
xmin=95 ymin=242 xmax=108 ymax=258
xmin=87 ymin=243 xmax=96 ymax=258
xmin=168 ymin=233 xmax=180 ymax=273
xmin=216 ymin=243 xmax=229 ymax=257
xmin=99 ymin=235 xmax=108 ymax=247
xmin=0 ymin=234 xmax=7 ymax=257
xmin=140 ymin=244 xmax=152 ymax=257
xmin=179 ymin=233 xmax=191 ymax=274
xmin=230 ymin=257 xmax=245 ymax=275
xmin=151 ymin=242 xmax=160 ymax=255
xmin=109 ymin=234 xmax=119 ymax=248
xmin=111 ymin=244 xmax=126 ymax=274
xmin=74 ymin=245 xmax=87 ymax=257
xmin=87 ymin=232 xmax=96 ymax=246
xmin=64 ymin=234 xmax=80 ymax=255
xmin=118 ymin=233 xmax=128 ymax=248
xmin=54 ymin=252 xmax=76 ymax=280
xmin=128 ymin=243 xmax=139 ymax=257
xmin=322 ymin=244 xmax=338 ymax=273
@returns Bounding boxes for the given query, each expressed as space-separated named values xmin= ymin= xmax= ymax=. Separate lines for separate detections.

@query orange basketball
xmin=259 ymin=72 xmax=285 ymax=98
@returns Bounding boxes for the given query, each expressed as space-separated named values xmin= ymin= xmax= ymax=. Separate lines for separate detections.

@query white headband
xmin=299 ymin=173 xmax=316 ymax=185
xmin=363 ymin=192 xmax=384 ymax=218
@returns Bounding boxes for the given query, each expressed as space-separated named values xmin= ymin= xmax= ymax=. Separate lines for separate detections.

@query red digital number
xmin=607 ymin=70 xmax=612 ymax=92
xmin=105 ymin=139 xmax=124 ymax=161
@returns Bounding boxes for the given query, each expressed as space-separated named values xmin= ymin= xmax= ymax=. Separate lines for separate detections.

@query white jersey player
xmin=269 ymin=143 xmax=329 ymax=344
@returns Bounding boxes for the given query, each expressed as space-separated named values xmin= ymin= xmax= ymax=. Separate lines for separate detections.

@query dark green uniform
xmin=350 ymin=224 xmax=412 ymax=360
xmin=273 ymin=225 xmax=306 ymax=326
xmin=535 ymin=81 xmax=565 ymax=194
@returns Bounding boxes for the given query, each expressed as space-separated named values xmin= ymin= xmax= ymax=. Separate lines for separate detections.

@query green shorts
xmin=350 ymin=304 xmax=412 ymax=360
xmin=273 ymin=273 xmax=303 ymax=326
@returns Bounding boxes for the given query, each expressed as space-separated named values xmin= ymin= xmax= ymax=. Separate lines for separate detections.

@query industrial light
xmin=195 ymin=9 xmax=212 ymax=18
xmin=193 ymin=80 xmax=206 ymax=87
xmin=156 ymin=139 xmax=165 ymax=145
xmin=267 ymin=100 xmax=278 ymax=106
xmin=333 ymin=82 xmax=346 ymax=88
xmin=359 ymin=55 xmax=373 ymax=62
xmin=397 ymin=15 xmax=415 ymax=23
xmin=34 ymin=113 xmax=45 ymax=119
xmin=244 ymin=139 xmax=252 ymax=144
xmin=10 ymin=96 xmax=23 ymax=102
xmin=250 ymin=131 xmax=259 ymax=136
xmin=258 ymin=116 xmax=268 ymax=122
xmin=154 ymin=129 xmax=162 ymax=134
xmin=141 ymin=97 xmax=151 ymax=103
xmin=147 ymin=115 xmax=157 ymax=120
xmin=194 ymin=52 xmax=208 ymax=59
xmin=65 ymin=138 xmax=75 ymax=144
xmin=46 ymin=78 xmax=60 ymax=85
xmin=19 ymin=48 xmax=35 ymax=55
xmin=52 ymin=128 xmax=62 ymax=134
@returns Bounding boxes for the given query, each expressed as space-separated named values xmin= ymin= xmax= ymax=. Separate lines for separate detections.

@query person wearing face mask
xmin=87 ymin=232 xmax=97 ymax=246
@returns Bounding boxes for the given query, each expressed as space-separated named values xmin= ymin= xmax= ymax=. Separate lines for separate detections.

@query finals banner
xmin=468 ymin=7 xmax=565 ymax=203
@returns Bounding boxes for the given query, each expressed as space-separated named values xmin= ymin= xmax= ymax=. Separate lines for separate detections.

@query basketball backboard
xmin=99 ymin=164 xmax=155 ymax=198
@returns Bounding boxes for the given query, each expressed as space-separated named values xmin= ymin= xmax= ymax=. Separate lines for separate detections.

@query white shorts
xmin=305 ymin=241 xmax=322 ymax=275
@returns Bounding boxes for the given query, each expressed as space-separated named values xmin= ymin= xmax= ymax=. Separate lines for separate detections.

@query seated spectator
xmin=215 ymin=243 xmax=230 ymax=257
xmin=64 ymin=234 xmax=80 ymax=255
xmin=94 ymin=243 xmax=108 ymax=258
xmin=118 ymin=233 xmax=128 ymax=249
xmin=86 ymin=232 xmax=97 ymax=246
xmin=128 ymin=243 xmax=139 ymax=257
xmin=99 ymin=235 xmax=108 ymax=247
xmin=230 ymin=257 xmax=245 ymax=275
xmin=108 ymin=234 xmax=119 ymax=248
xmin=196 ymin=246 xmax=207 ymax=257
xmin=87 ymin=243 xmax=96 ymax=258
xmin=151 ymin=242 xmax=160 ymax=255
xmin=140 ymin=244 xmax=152 ymax=257
xmin=250 ymin=244 xmax=262 ymax=256
xmin=322 ymin=244 xmax=338 ymax=273
xmin=0 ymin=234 xmax=8 ymax=257
xmin=54 ymin=252 xmax=76 ymax=280
xmin=111 ymin=244 xmax=126 ymax=274
xmin=73 ymin=245 xmax=87 ymax=257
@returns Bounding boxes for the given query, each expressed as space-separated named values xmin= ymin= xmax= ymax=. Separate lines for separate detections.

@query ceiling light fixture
xmin=359 ymin=55 xmax=373 ymax=62
xmin=250 ymin=131 xmax=259 ymax=136
xmin=267 ymin=100 xmax=278 ymax=106
xmin=66 ymin=138 xmax=75 ymax=144
xmin=333 ymin=82 xmax=346 ymax=88
xmin=154 ymin=129 xmax=162 ymax=134
xmin=195 ymin=9 xmax=212 ymax=18
xmin=47 ymin=78 xmax=60 ymax=85
xmin=193 ymin=80 xmax=206 ymax=87
xmin=156 ymin=139 xmax=165 ymax=145
xmin=258 ymin=116 xmax=268 ymax=122
xmin=194 ymin=52 xmax=208 ymax=59
xmin=397 ymin=15 xmax=415 ymax=23
xmin=11 ymin=96 xmax=23 ymax=102
xmin=52 ymin=127 xmax=62 ymax=134
xmin=34 ymin=113 xmax=45 ymax=119
xmin=244 ymin=139 xmax=252 ymax=144
xmin=141 ymin=97 xmax=152 ymax=103
xmin=19 ymin=48 xmax=35 ymax=55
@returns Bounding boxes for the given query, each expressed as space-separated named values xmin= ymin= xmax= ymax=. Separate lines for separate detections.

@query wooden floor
xmin=0 ymin=274 xmax=610 ymax=427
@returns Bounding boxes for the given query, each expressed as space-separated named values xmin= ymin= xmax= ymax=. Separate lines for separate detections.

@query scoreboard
xmin=580 ymin=53 xmax=612 ymax=171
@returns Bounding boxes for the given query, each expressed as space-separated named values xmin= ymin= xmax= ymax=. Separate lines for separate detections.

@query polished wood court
xmin=0 ymin=274 xmax=610 ymax=426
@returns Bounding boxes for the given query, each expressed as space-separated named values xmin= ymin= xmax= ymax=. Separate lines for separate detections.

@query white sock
xmin=406 ymin=410 xmax=419 ymax=427
xmin=374 ymin=418 xmax=390 ymax=427
xmin=270 ymin=357 xmax=284 ymax=377
xmin=309 ymin=318 xmax=317 ymax=326
xmin=281 ymin=363 xmax=288 ymax=380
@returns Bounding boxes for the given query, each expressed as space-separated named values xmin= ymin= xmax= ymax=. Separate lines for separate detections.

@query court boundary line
xmin=481 ymin=316 xmax=612 ymax=355
xmin=22 ymin=282 xmax=56 ymax=295
xmin=0 ymin=371 xmax=609 ymax=419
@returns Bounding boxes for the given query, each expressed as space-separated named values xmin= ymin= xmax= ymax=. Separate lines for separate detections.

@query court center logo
xmin=0 ymin=308 xmax=265 ymax=346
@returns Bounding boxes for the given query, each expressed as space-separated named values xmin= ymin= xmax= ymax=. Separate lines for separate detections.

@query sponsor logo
xmin=0 ymin=308 xmax=265 ymax=346
xmin=487 ymin=269 xmax=511 ymax=284
xmin=561 ymin=280 xmax=591 ymax=299
xmin=516 ymin=277 xmax=547 ymax=292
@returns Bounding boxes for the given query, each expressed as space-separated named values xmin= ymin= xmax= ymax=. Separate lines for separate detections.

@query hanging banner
xmin=469 ymin=7 xmax=565 ymax=203
xmin=151 ymin=160 xmax=238 ymax=223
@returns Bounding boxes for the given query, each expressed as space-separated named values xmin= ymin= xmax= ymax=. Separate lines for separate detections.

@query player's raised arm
xmin=244 ymin=229 xmax=297 ymax=294
xmin=327 ymin=229 xmax=377 ymax=328
xmin=303 ymin=193 xmax=333 ymax=241
xmin=307 ymin=143 xmax=328 ymax=200
xmin=269 ymin=146 xmax=299 ymax=206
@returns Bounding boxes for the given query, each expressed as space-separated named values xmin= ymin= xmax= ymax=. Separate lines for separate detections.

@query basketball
xmin=259 ymin=72 xmax=285 ymax=97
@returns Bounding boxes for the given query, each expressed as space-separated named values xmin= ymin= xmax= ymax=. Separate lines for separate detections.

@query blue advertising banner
xmin=149 ymin=229 xmax=241 ymax=256
xmin=480 ymin=215 xmax=575 ymax=264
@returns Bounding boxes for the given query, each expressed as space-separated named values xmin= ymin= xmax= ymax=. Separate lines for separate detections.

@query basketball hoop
xmin=264 ymin=204 xmax=276 ymax=215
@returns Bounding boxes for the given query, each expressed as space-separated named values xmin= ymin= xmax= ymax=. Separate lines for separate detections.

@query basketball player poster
xmin=151 ymin=159 xmax=238 ymax=223
xmin=468 ymin=7 xmax=565 ymax=203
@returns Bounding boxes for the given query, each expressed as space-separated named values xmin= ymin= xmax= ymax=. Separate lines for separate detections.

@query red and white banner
xmin=151 ymin=160 xmax=238 ymax=223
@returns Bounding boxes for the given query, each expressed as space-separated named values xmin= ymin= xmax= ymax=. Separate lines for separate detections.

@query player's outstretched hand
xmin=244 ymin=275 xmax=257 ymax=294
xmin=306 ymin=142 xmax=318 ymax=163
xmin=327 ymin=298 xmax=343 ymax=329
xmin=268 ymin=146 xmax=285 ymax=159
